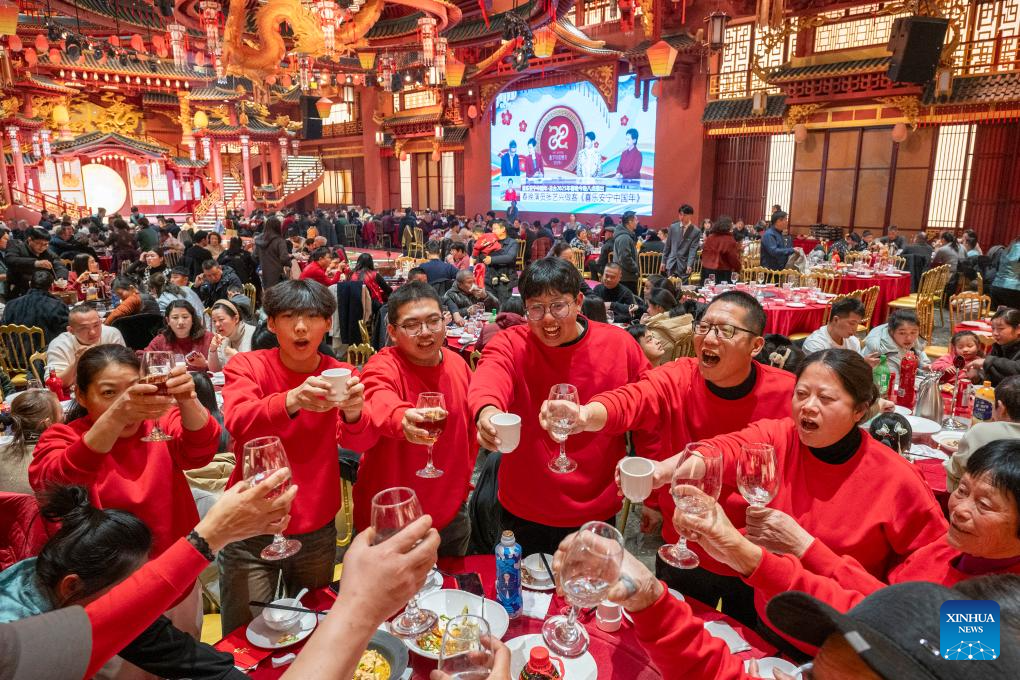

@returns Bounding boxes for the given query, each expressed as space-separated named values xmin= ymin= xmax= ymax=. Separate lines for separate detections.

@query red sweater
xmin=616 ymin=146 xmax=644 ymax=179
xmin=700 ymin=233 xmax=742 ymax=272
xmin=144 ymin=331 xmax=213 ymax=360
xmin=630 ymin=583 xmax=752 ymax=680
xmin=86 ymin=538 xmax=210 ymax=678
xmin=593 ymin=360 xmax=795 ymax=549
xmin=222 ymin=349 xmax=371 ymax=534
xmin=299 ymin=260 xmax=343 ymax=287
xmin=345 ymin=346 xmax=476 ymax=531
xmin=467 ymin=321 xmax=651 ymax=526
xmin=29 ymin=410 xmax=220 ymax=556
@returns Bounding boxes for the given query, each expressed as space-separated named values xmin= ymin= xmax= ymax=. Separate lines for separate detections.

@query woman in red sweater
xmin=29 ymin=344 xmax=221 ymax=637
xmin=143 ymin=300 xmax=212 ymax=371
xmin=299 ymin=245 xmax=347 ymax=288
xmin=700 ymin=216 xmax=742 ymax=284
xmin=345 ymin=282 xmax=476 ymax=555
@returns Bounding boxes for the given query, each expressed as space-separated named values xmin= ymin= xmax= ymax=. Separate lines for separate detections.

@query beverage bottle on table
xmin=972 ymin=381 xmax=995 ymax=426
xmin=44 ymin=368 xmax=67 ymax=401
xmin=896 ymin=350 xmax=918 ymax=409
xmin=495 ymin=530 xmax=523 ymax=619
xmin=519 ymin=647 xmax=563 ymax=680
xmin=873 ymin=355 xmax=891 ymax=396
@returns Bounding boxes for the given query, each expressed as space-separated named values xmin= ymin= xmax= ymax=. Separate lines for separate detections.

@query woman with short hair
xmin=968 ymin=306 xmax=1020 ymax=386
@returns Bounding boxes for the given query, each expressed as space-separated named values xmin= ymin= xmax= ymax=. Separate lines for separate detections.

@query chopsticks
xmin=250 ymin=600 xmax=328 ymax=616
xmin=538 ymin=553 xmax=554 ymax=581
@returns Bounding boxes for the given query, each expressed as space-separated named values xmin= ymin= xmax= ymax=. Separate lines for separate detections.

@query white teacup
xmin=320 ymin=368 xmax=352 ymax=402
xmin=618 ymin=457 xmax=655 ymax=503
xmin=491 ymin=412 xmax=522 ymax=453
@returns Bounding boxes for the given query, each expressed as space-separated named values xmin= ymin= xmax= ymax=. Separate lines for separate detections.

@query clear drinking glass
xmin=736 ymin=443 xmax=779 ymax=508
xmin=415 ymin=392 xmax=446 ymax=479
xmin=547 ymin=383 xmax=580 ymax=474
xmin=242 ymin=436 xmax=301 ymax=560
xmin=140 ymin=351 xmax=174 ymax=442
xmin=658 ymin=442 xmax=723 ymax=569
xmin=372 ymin=487 xmax=439 ymax=637
xmin=706 ymin=274 xmax=716 ymax=288
xmin=756 ymin=271 xmax=766 ymax=286
xmin=730 ymin=272 xmax=739 ymax=285
xmin=437 ymin=615 xmax=494 ymax=679
xmin=542 ymin=521 xmax=624 ymax=657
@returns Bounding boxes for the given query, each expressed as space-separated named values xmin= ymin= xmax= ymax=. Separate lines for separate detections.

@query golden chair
xmin=688 ymin=250 xmax=703 ymax=286
xmin=242 ymin=282 xmax=257 ymax=310
xmin=345 ymin=342 xmax=375 ymax=368
xmin=638 ymin=251 xmax=662 ymax=291
xmin=28 ymin=350 xmax=46 ymax=386
xmin=949 ymin=292 xmax=992 ymax=330
xmin=163 ymin=250 xmax=182 ymax=268
xmin=569 ymin=249 xmax=589 ymax=279
xmin=821 ymin=291 xmax=863 ymax=325
xmin=0 ymin=325 xmax=46 ymax=389
xmin=915 ymin=296 xmax=944 ymax=359
xmin=336 ymin=477 xmax=355 ymax=548
xmin=845 ymin=251 xmax=870 ymax=264
xmin=515 ymin=239 xmax=526 ymax=271
xmin=892 ymin=255 xmax=906 ymax=270
xmin=810 ymin=271 xmax=843 ymax=295
xmin=857 ymin=285 xmax=881 ymax=332
xmin=469 ymin=350 xmax=482 ymax=370
xmin=888 ymin=264 xmax=948 ymax=313
xmin=358 ymin=319 xmax=372 ymax=346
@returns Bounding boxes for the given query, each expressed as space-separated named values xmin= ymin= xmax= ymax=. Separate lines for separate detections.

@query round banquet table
xmin=835 ymin=272 xmax=912 ymax=327
xmin=762 ymin=298 xmax=828 ymax=336
xmin=793 ymin=237 xmax=819 ymax=253
xmin=222 ymin=555 xmax=775 ymax=679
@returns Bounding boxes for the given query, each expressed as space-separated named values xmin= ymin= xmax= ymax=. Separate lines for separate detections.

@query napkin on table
xmin=522 ymin=589 xmax=554 ymax=620
xmin=704 ymin=620 xmax=752 ymax=653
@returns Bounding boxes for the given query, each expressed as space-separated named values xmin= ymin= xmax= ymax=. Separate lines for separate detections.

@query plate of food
xmin=932 ymin=431 xmax=962 ymax=452
xmin=521 ymin=553 xmax=555 ymax=591
xmin=419 ymin=567 xmax=444 ymax=597
xmin=446 ymin=327 xmax=464 ymax=338
xmin=785 ymin=301 xmax=807 ymax=308
xmin=245 ymin=611 xmax=317 ymax=649
xmin=458 ymin=335 xmax=476 ymax=345
xmin=404 ymin=589 xmax=510 ymax=659
xmin=354 ymin=630 xmax=408 ymax=680
xmin=506 ymin=634 xmax=597 ymax=680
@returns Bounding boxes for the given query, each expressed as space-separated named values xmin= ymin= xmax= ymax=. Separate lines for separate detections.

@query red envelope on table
xmin=214 ymin=630 xmax=273 ymax=671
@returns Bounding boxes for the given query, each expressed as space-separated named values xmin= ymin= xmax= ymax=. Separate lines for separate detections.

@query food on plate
xmin=940 ymin=438 xmax=960 ymax=450
xmin=353 ymin=649 xmax=390 ymax=680
xmin=276 ymin=632 xmax=299 ymax=646
xmin=414 ymin=607 xmax=473 ymax=653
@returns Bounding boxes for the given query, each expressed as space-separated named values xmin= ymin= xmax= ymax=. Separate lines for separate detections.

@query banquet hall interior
xmin=1 ymin=0 xmax=1020 ymax=679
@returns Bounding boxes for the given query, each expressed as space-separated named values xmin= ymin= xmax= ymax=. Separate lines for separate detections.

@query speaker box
xmin=300 ymin=96 xmax=323 ymax=140
xmin=886 ymin=16 xmax=949 ymax=84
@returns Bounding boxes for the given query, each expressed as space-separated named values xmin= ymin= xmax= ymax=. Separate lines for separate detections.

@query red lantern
xmin=130 ymin=34 xmax=145 ymax=52
xmin=48 ymin=47 xmax=61 ymax=64
xmin=467 ymin=104 xmax=478 ymax=119
xmin=282 ymin=74 xmax=293 ymax=88
xmin=431 ymin=149 xmax=441 ymax=161
xmin=109 ymin=36 xmax=120 ymax=47
xmin=23 ymin=47 xmax=36 ymax=67
xmin=8 ymin=35 xmax=21 ymax=52
xmin=315 ymin=96 xmax=333 ymax=118
xmin=266 ymin=75 xmax=277 ymax=85
xmin=646 ymin=40 xmax=678 ymax=78
xmin=34 ymin=34 xmax=47 ymax=53
xmin=194 ymin=51 xmax=206 ymax=67
xmin=400 ymin=152 xmax=408 ymax=161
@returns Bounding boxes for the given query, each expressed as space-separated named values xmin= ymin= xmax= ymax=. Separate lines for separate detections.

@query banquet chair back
xmin=358 ymin=319 xmax=372 ymax=346
xmin=569 ymin=249 xmax=588 ymax=278
xmin=469 ymin=350 xmax=482 ymax=370
xmin=345 ymin=223 xmax=359 ymax=247
xmin=812 ymin=271 xmax=842 ymax=294
xmin=892 ymin=255 xmax=906 ymax=270
xmin=822 ymin=292 xmax=863 ymax=324
xmin=110 ymin=313 xmax=164 ymax=351
xmin=845 ymin=251 xmax=870 ymax=264
xmin=741 ymin=241 xmax=761 ymax=269
xmin=916 ymin=295 xmax=936 ymax=344
xmin=949 ymin=292 xmax=992 ymax=329
xmin=515 ymin=239 xmax=526 ymax=271
xmin=0 ymin=325 xmax=45 ymax=389
xmin=345 ymin=342 xmax=375 ymax=368
xmin=689 ymin=250 xmax=703 ymax=285
xmin=163 ymin=250 xmax=182 ymax=268
xmin=242 ymin=282 xmax=257 ymax=310
xmin=28 ymin=350 xmax=46 ymax=386
xmin=638 ymin=251 xmax=662 ymax=290
xmin=857 ymin=285 xmax=881 ymax=331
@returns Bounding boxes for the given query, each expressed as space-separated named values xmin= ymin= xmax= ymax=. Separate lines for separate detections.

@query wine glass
xmin=243 ymin=436 xmax=301 ymax=560
xmin=372 ymin=487 xmax=439 ymax=637
xmin=736 ymin=443 xmax=779 ymax=508
xmin=547 ymin=383 xmax=580 ymax=474
xmin=730 ymin=272 xmax=739 ymax=285
xmin=416 ymin=392 xmax=446 ymax=479
xmin=437 ymin=614 xmax=494 ymax=678
xmin=606 ymin=309 xmax=615 ymax=324
xmin=542 ymin=521 xmax=624 ymax=657
xmin=706 ymin=273 xmax=716 ymax=288
xmin=756 ymin=270 xmax=765 ymax=286
xmin=658 ymin=441 xmax=723 ymax=569
xmin=140 ymin=351 xmax=174 ymax=442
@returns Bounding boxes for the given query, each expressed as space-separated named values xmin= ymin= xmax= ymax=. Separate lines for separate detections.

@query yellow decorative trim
xmin=878 ymin=96 xmax=921 ymax=130
xmin=784 ymin=103 xmax=824 ymax=131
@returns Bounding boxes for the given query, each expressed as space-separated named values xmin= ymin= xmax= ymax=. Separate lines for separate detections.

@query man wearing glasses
xmin=345 ymin=281 xmax=475 ymax=556
xmin=469 ymin=257 xmax=653 ymax=556
xmin=539 ymin=290 xmax=795 ymax=627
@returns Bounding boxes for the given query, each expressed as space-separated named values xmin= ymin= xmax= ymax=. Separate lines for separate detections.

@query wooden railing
xmin=322 ymin=120 xmax=363 ymax=137
xmin=192 ymin=186 xmax=222 ymax=221
xmin=12 ymin=186 xmax=90 ymax=220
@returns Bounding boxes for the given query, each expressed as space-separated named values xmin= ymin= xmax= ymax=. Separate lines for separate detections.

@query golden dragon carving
xmin=222 ymin=0 xmax=326 ymax=82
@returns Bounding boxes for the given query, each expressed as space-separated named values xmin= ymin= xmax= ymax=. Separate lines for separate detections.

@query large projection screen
xmin=490 ymin=73 xmax=656 ymax=215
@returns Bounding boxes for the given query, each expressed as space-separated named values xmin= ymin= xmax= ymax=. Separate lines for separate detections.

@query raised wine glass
xmin=140 ymin=351 xmax=174 ymax=442
xmin=547 ymin=383 xmax=580 ymax=474
xmin=658 ymin=441 xmax=723 ymax=569
xmin=736 ymin=443 xmax=779 ymax=508
xmin=437 ymin=614 xmax=494 ymax=679
xmin=242 ymin=436 xmax=301 ymax=560
xmin=416 ymin=392 xmax=447 ymax=478
xmin=542 ymin=521 xmax=624 ymax=657
xmin=372 ymin=487 xmax=439 ymax=637
xmin=756 ymin=270 xmax=766 ymax=286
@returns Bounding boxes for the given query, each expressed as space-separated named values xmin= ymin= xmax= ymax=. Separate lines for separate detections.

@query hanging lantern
xmin=706 ymin=11 xmax=730 ymax=51
xmin=193 ymin=110 xmax=209 ymax=129
xmin=130 ymin=34 xmax=146 ymax=52
xmin=434 ymin=124 xmax=444 ymax=140
xmin=379 ymin=54 xmax=395 ymax=91
xmin=646 ymin=40 xmax=678 ymax=78
xmin=34 ymin=33 xmax=48 ymax=53
xmin=40 ymin=129 xmax=50 ymax=157
xmin=167 ymin=23 xmax=187 ymax=68
xmin=51 ymin=103 xmax=70 ymax=126
xmin=357 ymin=51 xmax=376 ymax=70
xmin=299 ymin=56 xmax=313 ymax=92
xmin=200 ymin=0 xmax=223 ymax=57
xmin=375 ymin=131 xmax=385 ymax=145
xmin=934 ymin=66 xmax=953 ymax=99
xmin=793 ymin=123 xmax=808 ymax=144
xmin=435 ymin=38 xmax=448 ymax=79
xmin=418 ymin=16 xmax=437 ymax=65
xmin=315 ymin=96 xmax=333 ymax=118
xmin=30 ymin=133 xmax=40 ymax=157
xmin=467 ymin=104 xmax=478 ymax=119
xmin=48 ymin=47 xmax=61 ymax=65
xmin=7 ymin=34 xmax=20 ymax=51
xmin=751 ymin=89 xmax=768 ymax=116
xmin=532 ymin=27 xmax=557 ymax=59
xmin=445 ymin=55 xmax=465 ymax=87
xmin=23 ymin=47 xmax=36 ymax=67
xmin=891 ymin=122 xmax=909 ymax=143
xmin=312 ymin=0 xmax=338 ymax=56
xmin=431 ymin=148 xmax=441 ymax=162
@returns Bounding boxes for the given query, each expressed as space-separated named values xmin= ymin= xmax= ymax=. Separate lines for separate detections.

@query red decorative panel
xmin=712 ymin=135 xmax=770 ymax=222
xmin=964 ymin=122 xmax=1020 ymax=246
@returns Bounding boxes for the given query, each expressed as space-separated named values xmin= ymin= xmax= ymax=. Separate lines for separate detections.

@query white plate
xmin=245 ymin=611 xmax=317 ymax=649
xmin=419 ymin=567 xmax=444 ymax=597
xmin=785 ymin=302 xmax=807 ymax=308
xmin=932 ymin=431 xmax=962 ymax=452
xmin=403 ymin=589 xmax=510 ymax=659
xmin=506 ymin=634 xmax=597 ymax=680
xmin=521 ymin=553 xmax=555 ymax=591
xmin=744 ymin=656 xmax=800 ymax=678
xmin=893 ymin=405 xmax=911 ymax=416
xmin=905 ymin=415 xmax=941 ymax=437
xmin=446 ymin=328 xmax=464 ymax=337
xmin=458 ymin=336 xmax=476 ymax=345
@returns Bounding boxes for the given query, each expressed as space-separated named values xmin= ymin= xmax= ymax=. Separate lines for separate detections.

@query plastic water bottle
xmin=873 ymin=354 xmax=891 ymax=396
xmin=971 ymin=381 xmax=995 ymax=427
xmin=495 ymin=530 xmax=522 ymax=619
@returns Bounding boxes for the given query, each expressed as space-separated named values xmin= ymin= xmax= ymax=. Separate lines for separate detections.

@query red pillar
xmin=6 ymin=126 xmax=25 ymax=196
xmin=210 ymin=140 xmax=223 ymax=190
xmin=359 ymin=88 xmax=389 ymax=210
xmin=269 ymin=143 xmax=282 ymax=186
xmin=239 ymin=134 xmax=254 ymax=214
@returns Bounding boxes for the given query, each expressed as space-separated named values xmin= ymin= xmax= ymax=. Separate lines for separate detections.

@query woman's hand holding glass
xmin=744 ymin=507 xmax=814 ymax=558
xmin=671 ymin=489 xmax=764 ymax=578
xmin=658 ymin=442 xmax=723 ymax=570
xmin=552 ymin=531 xmax=663 ymax=614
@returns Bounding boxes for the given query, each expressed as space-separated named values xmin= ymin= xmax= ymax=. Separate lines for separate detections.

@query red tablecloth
xmin=793 ymin=237 xmax=819 ymax=252
xmin=914 ymin=459 xmax=950 ymax=517
xmin=230 ymin=555 xmax=774 ymax=679
xmin=762 ymin=300 xmax=828 ymax=336
xmin=836 ymin=273 xmax=912 ymax=326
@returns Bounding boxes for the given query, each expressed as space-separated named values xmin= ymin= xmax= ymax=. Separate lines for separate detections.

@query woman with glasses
xmin=568 ymin=349 xmax=945 ymax=646
xmin=344 ymin=282 xmax=475 ymax=557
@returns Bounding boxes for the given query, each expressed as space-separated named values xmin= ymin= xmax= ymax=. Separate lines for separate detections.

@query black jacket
xmin=984 ymin=340 xmax=1020 ymax=387
xmin=218 ymin=248 xmax=259 ymax=286
xmin=612 ymin=229 xmax=639 ymax=280
xmin=592 ymin=283 xmax=645 ymax=322
xmin=2 ymin=288 xmax=69 ymax=342
xmin=182 ymin=245 xmax=214 ymax=280
xmin=5 ymin=240 xmax=69 ymax=299
xmin=196 ymin=265 xmax=243 ymax=307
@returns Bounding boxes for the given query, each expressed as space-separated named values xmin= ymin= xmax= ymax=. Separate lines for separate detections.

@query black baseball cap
xmin=768 ymin=582 xmax=1020 ymax=679
xmin=170 ymin=266 xmax=189 ymax=277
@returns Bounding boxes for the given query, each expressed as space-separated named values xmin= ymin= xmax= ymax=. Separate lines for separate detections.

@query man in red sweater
xmin=540 ymin=290 xmax=796 ymax=626
xmin=219 ymin=279 xmax=368 ymax=634
xmin=299 ymin=246 xmax=346 ymax=287
xmin=469 ymin=257 xmax=652 ymax=556
xmin=345 ymin=281 xmax=476 ymax=555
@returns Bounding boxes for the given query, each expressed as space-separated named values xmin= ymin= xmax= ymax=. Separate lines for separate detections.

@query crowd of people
xmin=0 ymin=201 xmax=1018 ymax=680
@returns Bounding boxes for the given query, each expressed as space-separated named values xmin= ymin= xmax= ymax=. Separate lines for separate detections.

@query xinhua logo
xmin=940 ymin=600 xmax=1000 ymax=660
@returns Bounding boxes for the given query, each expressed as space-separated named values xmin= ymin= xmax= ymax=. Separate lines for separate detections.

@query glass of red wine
xmin=371 ymin=487 xmax=439 ymax=637
xmin=243 ymin=436 xmax=301 ymax=560
xmin=140 ymin=351 xmax=174 ymax=442
xmin=416 ymin=392 xmax=446 ymax=479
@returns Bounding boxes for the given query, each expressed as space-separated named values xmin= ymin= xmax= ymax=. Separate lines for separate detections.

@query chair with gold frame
xmin=638 ymin=251 xmax=662 ymax=292
xmin=821 ymin=291 xmax=863 ymax=325
xmin=242 ymin=282 xmax=257 ymax=310
xmin=515 ymin=239 xmax=526 ymax=271
xmin=857 ymin=285 xmax=881 ymax=332
xmin=358 ymin=319 xmax=372 ymax=346
xmin=335 ymin=477 xmax=355 ymax=548
xmin=808 ymin=270 xmax=843 ymax=295
xmin=845 ymin=251 xmax=870 ymax=265
xmin=0 ymin=325 xmax=46 ymax=389
xmin=688 ymin=250 xmax=703 ymax=286
xmin=28 ymin=350 xmax=46 ymax=386
xmin=469 ymin=350 xmax=482 ymax=370
xmin=345 ymin=343 xmax=375 ymax=368
xmin=949 ymin=292 xmax=992 ymax=329
xmin=569 ymin=249 xmax=589 ymax=279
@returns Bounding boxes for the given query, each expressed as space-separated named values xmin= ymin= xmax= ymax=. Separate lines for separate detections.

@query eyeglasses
xmin=397 ymin=316 xmax=444 ymax=336
xmin=525 ymin=301 xmax=573 ymax=321
xmin=694 ymin=321 xmax=759 ymax=339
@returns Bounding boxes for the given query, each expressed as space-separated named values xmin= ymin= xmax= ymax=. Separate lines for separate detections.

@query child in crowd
xmin=931 ymin=330 xmax=986 ymax=383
